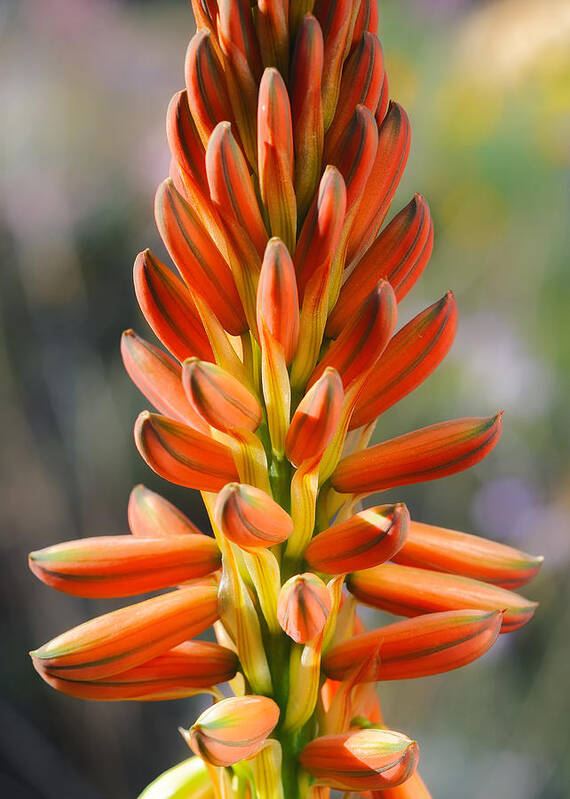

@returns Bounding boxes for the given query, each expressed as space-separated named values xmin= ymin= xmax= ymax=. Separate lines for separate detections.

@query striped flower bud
xmin=133 ymin=249 xmax=213 ymax=363
xmin=316 ymin=0 xmax=360 ymax=129
xmin=33 ymin=640 xmax=238 ymax=702
xmin=277 ymin=573 xmax=331 ymax=643
xmin=135 ymin=412 xmax=238 ymax=492
xmin=30 ymin=585 xmax=219 ymax=681
xmin=182 ymin=358 xmax=262 ymax=432
xmin=285 ymin=368 xmax=343 ymax=467
xmin=166 ymin=90 xmax=208 ymax=195
xmin=332 ymin=414 xmax=503 ymax=495
xmin=305 ymin=503 xmax=409 ymax=575
xmin=29 ymin=534 xmax=220 ymax=598
xmin=350 ymin=292 xmax=457 ymax=429
xmin=138 ymin=757 xmax=214 ymax=799
xmin=256 ymin=0 xmax=289 ymax=77
xmin=347 ymin=563 xmax=537 ymax=632
xmin=257 ymin=238 xmax=300 ymax=365
xmin=183 ymin=695 xmax=280 ymax=767
xmin=185 ymin=30 xmax=234 ymax=147
xmin=258 ymin=68 xmax=297 ymax=251
xmin=127 ymin=485 xmax=202 ymax=538
xmin=215 ymin=483 xmax=293 ymax=550
xmin=323 ymin=610 xmax=501 ymax=682
xmin=351 ymin=0 xmax=379 ymax=46
xmin=393 ymin=520 xmax=543 ymax=589
xmin=300 ymin=728 xmax=419 ymax=790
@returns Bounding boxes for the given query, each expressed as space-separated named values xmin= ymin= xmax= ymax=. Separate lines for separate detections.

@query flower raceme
xmin=28 ymin=1 xmax=541 ymax=797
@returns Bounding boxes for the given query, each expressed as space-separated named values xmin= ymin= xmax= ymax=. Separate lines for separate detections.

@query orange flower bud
xmin=349 ymin=291 xmax=457 ymax=429
xmin=155 ymin=179 xmax=246 ymax=334
xmin=305 ymin=503 xmax=409 ymax=575
xmin=323 ymin=609 xmax=501 ymax=681
xmin=258 ymin=68 xmax=297 ymax=251
xmin=166 ymin=90 xmax=208 ymax=196
xmin=257 ymin=238 xmax=300 ymax=365
xmin=351 ymin=0 xmax=379 ymax=46
xmin=285 ymin=368 xmax=343 ymax=467
xmin=277 ymin=573 xmax=331 ymax=643
xmin=133 ymin=249 xmax=213 ymax=363
xmin=347 ymin=102 xmax=411 ymax=266
xmin=332 ymin=414 xmax=503 ymax=495
xmin=121 ymin=330 xmax=208 ymax=432
xmin=300 ymin=728 xmax=419 ymax=790
xmin=310 ymin=280 xmax=397 ymax=390
xmin=182 ymin=358 xmax=262 ymax=432
xmin=347 ymin=563 xmax=537 ymax=632
xmin=315 ymin=0 xmax=360 ymax=129
xmin=215 ymin=482 xmax=293 ymax=550
xmin=393 ymin=520 xmax=543 ymax=589
xmin=290 ymin=14 xmax=324 ymax=218
xmin=184 ymin=695 xmax=280 ymax=767
xmin=185 ymin=30 xmax=234 ymax=147
xmin=256 ymin=0 xmax=289 ymax=78
xmin=329 ymin=105 xmax=378 ymax=212
xmin=30 ymin=585 xmax=219 ymax=681
xmin=134 ymin=412 xmax=238 ymax=492
xmin=325 ymin=33 xmax=384 ymax=160
xmin=29 ymin=534 xmax=221 ymax=598
xmin=329 ymin=194 xmax=433 ymax=336
xmin=128 ymin=484 xmax=202 ymax=539
xmin=33 ymin=640 xmax=238 ymax=701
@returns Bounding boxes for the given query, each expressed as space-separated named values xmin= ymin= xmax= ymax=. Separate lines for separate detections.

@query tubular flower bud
xmin=347 ymin=563 xmax=537 ymax=632
xmin=323 ymin=610 xmax=501 ymax=682
xmin=134 ymin=412 xmax=239 ymax=492
xmin=332 ymin=414 xmax=503 ymax=495
xmin=215 ymin=482 xmax=293 ymax=550
xmin=305 ymin=503 xmax=409 ymax=575
xmin=127 ymin=485 xmax=202 ymax=538
xmin=257 ymin=238 xmax=300 ymax=365
xmin=277 ymin=573 xmax=332 ymax=643
xmin=29 ymin=534 xmax=221 ymax=598
xmin=256 ymin=0 xmax=290 ymax=77
xmin=138 ymin=757 xmax=214 ymax=799
xmin=300 ymin=729 xmax=419 ymax=790
xmin=33 ymin=641 xmax=238 ymax=702
xmin=185 ymin=30 xmax=234 ymax=147
xmin=155 ymin=179 xmax=247 ymax=334
xmin=328 ymin=194 xmax=433 ymax=336
xmin=166 ymin=90 xmax=208 ymax=194
xmin=121 ymin=330 xmax=208 ymax=432
xmin=183 ymin=695 xmax=280 ymax=767
xmin=350 ymin=292 xmax=457 ymax=429
xmin=258 ymin=68 xmax=297 ymax=252
xmin=133 ymin=249 xmax=213 ymax=363
xmin=30 ymin=585 xmax=220 ymax=681
xmin=286 ymin=368 xmax=343 ymax=467
xmin=393 ymin=520 xmax=544 ymax=589
xmin=351 ymin=0 xmax=379 ymax=46
xmin=182 ymin=358 xmax=262 ymax=432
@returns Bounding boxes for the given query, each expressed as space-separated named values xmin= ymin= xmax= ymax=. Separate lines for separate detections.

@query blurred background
xmin=1 ymin=0 xmax=569 ymax=796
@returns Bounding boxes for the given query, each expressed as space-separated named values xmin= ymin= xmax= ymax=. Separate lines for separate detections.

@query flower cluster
xmin=29 ymin=1 xmax=541 ymax=796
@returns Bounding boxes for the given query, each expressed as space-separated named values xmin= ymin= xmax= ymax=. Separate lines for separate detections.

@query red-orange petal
xmin=393 ymin=520 xmax=544 ymax=589
xmin=285 ymin=368 xmax=344 ymax=467
xmin=323 ymin=609 xmax=502 ymax=681
xmin=329 ymin=104 xmax=378 ymax=212
xmin=185 ymin=30 xmax=234 ymax=145
xmin=134 ymin=411 xmax=238 ymax=492
xmin=277 ymin=573 xmax=331 ymax=643
xmin=166 ymin=90 xmax=208 ymax=194
xmin=347 ymin=563 xmax=537 ymax=632
xmin=315 ymin=0 xmax=360 ymax=129
xmin=349 ymin=291 xmax=458 ymax=429
xmin=305 ymin=503 xmax=409 ymax=575
xmin=214 ymin=482 xmax=293 ymax=550
xmin=332 ymin=414 xmax=503 ymax=494
xmin=128 ymin=484 xmax=203 ymax=538
xmin=257 ymin=238 xmax=300 ymax=365
xmin=133 ymin=249 xmax=213 ymax=363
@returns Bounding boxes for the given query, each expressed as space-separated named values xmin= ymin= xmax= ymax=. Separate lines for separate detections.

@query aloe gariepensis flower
xmin=28 ymin=1 xmax=541 ymax=797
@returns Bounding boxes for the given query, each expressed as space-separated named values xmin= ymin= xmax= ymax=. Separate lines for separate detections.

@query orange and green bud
xmin=133 ymin=249 xmax=213 ymax=363
xmin=166 ymin=90 xmax=208 ymax=195
xmin=316 ymin=0 xmax=361 ymax=129
xmin=127 ymin=484 xmax=202 ymax=538
xmin=30 ymin=585 xmax=219 ymax=681
xmin=393 ymin=520 xmax=544 ymax=589
xmin=33 ymin=640 xmax=237 ymax=702
xmin=256 ymin=0 xmax=289 ymax=77
xmin=350 ymin=292 xmax=457 ymax=428
xmin=277 ymin=573 xmax=331 ymax=643
xmin=305 ymin=503 xmax=409 ymax=575
xmin=134 ymin=412 xmax=238 ymax=492
xmin=185 ymin=30 xmax=234 ymax=147
xmin=323 ymin=609 xmax=501 ymax=681
xmin=29 ymin=534 xmax=220 ymax=598
xmin=183 ymin=695 xmax=280 ymax=767
xmin=347 ymin=563 xmax=537 ymax=632
xmin=138 ymin=756 xmax=214 ymax=799
xmin=300 ymin=728 xmax=419 ymax=790
xmin=332 ymin=414 xmax=503 ymax=495
xmin=257 ymin=238 xmax=300 ymax=365
xmin=182 ymin=358 xmax=262 ymax=432
xmin=215 ymin=482 xmax=293 ymax=550
xmin=286 ymin=368 xmax=343 ymax=467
